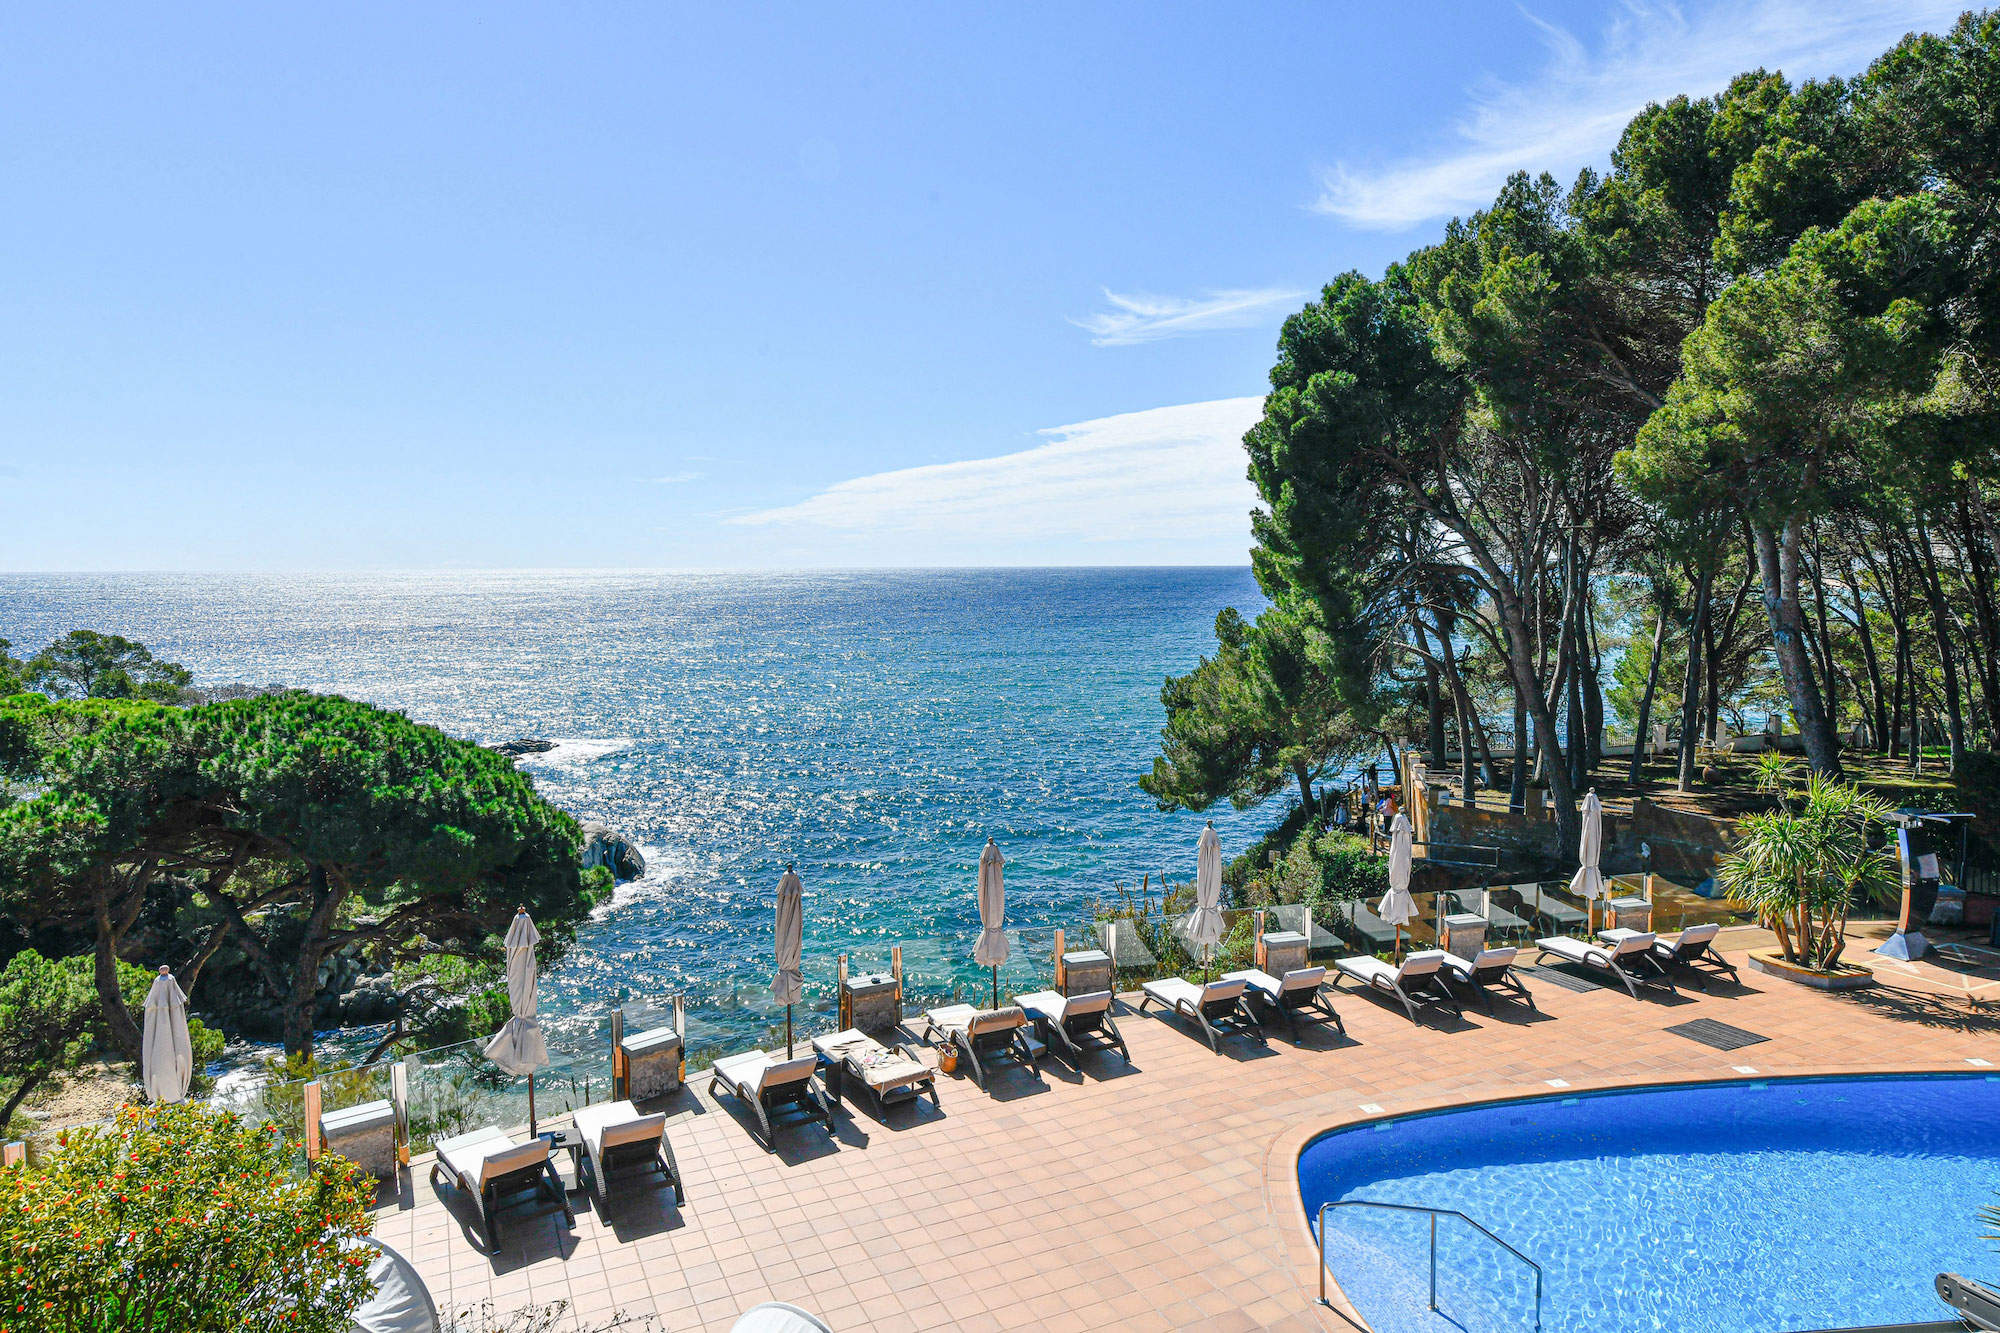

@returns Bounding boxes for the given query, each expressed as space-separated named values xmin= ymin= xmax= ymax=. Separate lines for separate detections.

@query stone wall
xmin=1422 ymin=795 xmax=1736 ymax=885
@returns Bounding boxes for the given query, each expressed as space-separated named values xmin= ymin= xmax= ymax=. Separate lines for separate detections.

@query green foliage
xmin=1718 ymin=758 xmax=1898 ymax=968
xmin=0 ymin=691 xmax=607 ymax=1058
xmin=1142 ymin=603 xmax=1373 ymax=816
xmin=0 ymin=951 xmax=98 ymax=1132
xmin=0 ymin=640 xmax=23 ymax=698
xmin=1241 ymin=830 xmax=1386 ymax=911
xmin=0 ymin=1102 xmax=376 ymax=1333
xmin=25 ymin=631 xmax=193 ymax=705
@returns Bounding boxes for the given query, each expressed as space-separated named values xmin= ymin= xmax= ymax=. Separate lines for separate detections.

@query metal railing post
xmin=1317 ymin=1203 xmax=1330 ymax=1305
xmin=1428 ymin=1211 xmax=1438 ymax=1312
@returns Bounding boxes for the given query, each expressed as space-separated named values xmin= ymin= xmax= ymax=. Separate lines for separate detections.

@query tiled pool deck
xmin=370 ymin=929 xmax=2000 ymax=1332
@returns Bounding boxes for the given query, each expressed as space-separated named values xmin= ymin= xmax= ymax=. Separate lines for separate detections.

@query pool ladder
xmin=1317 ymin=1199 xmax=1544 ymax=1331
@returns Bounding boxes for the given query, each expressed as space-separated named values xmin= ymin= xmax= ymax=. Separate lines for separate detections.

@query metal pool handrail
xmin=1317 ymin=1198 xmax=1543 ymax=1332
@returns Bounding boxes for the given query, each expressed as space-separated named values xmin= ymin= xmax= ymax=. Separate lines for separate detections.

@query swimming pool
xmin=1299 ymin=1074 xmax=2000 ymax=1333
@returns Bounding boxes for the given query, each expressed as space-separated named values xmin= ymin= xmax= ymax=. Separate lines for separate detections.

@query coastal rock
xmin=491 ymin=738 xmax=558 ymax=757
xmin=581 ymin=821 xmax=646 ymax=881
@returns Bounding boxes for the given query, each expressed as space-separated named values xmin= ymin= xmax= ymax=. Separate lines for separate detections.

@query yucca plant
xmin=1717 ymin=754 xmax=1898 ymax=970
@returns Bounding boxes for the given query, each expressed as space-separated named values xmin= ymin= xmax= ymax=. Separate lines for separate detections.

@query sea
xmin=0 ymin=568 xmax=1284 ymax=1061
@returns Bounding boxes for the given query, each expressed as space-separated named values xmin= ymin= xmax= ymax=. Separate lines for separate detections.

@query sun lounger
xmin=924 ymin=1004 xmax=1042 ymax=1087
xmin=1537 ymin=932 xmax=1676 ymax=998
xmin=1097 ymin=918 xmax=1158 ymax=971
xmin=1333 ymin=951 xmax=1460 ymax=1022
xmin=1512 ymin=882 xmax=1587 ymax=933
xmin=429 ymin=1126 xmax=573 ymax=1253
xmin=1438 ymin=947 xmax=1534 ymax=1011
xmin=1138 ymin=976 xmax=1257 ymax=1052
xmin=1014 ymin=989 xmax=1129 ymax=1064
xmin=1266 ymin=902 xmax=1345 ymax=955
xmin=810 ymin=1028 xmax=939 ymax=1112
xmin=709 ymin=1049 xmax=834 ymax=1150
xmin=1649 ymin=923 xmax=1739 ymax=989
xmin=569 ymin=1099 xmax=683 ymax=1206
xmin=1222 ymin=966 xmax=1343 ymax=1040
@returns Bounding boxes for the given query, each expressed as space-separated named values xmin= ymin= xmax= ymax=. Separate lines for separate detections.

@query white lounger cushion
xmin=714 ymin=1050 xmax=816 ymax=1097
xmin=1671 ymin=923 xmax=1721 ymax=947
xmin=436 ymin=1126 xmax=546 ymax=1189
xmin=812 ymin=1028 xmax=931 ymax=1093
xmin=925 ymin=1004 xmax=978 ymax=1035
xmin=1015 ymin=990 xmax=1111 ymax=1022
xmin=966 ymin=1006 xmax=1027 ymax=1037
xmin=1337 ymin=950 xmax=1446 ymax=987
xmin=1223 ymin=967 xmax=1326 ymax=999
xmin=1445 ymin=947 xmax=1518 ymax=975
xmin=1143 ymin=977 xmax=1245 ymax=1010
xmin=571 ymin=1100 xmax=665 ymax=1157
xmin=1541 ymin=932 xmax=1654 ymax=965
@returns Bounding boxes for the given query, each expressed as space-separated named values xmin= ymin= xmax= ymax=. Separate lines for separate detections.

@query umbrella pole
xmin=990 ymin=965 xmax=998 ymax=1009
xmin=527 ymin=1072 xmax=537 ymax=1138
xmin=786 ymin=1004 xmax=794 ymax=1059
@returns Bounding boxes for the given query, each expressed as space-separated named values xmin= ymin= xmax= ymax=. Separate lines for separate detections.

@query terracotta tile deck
xmin=370 ymin=930 xmax=2000 ymax=1332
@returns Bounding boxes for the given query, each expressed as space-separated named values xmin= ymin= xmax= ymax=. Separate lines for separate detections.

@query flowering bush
xmin=0 ymin=1102 xmax=375 ymax=1333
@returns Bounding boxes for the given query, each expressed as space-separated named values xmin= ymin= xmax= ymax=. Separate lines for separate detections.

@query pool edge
xmin=1261 ymin=1059 xmax=1990 ymax=1333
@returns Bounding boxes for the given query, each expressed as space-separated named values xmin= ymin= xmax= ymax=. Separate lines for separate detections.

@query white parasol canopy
xmin=1570 ymin=789 xmax=1607 ymax=902
xmin=1185 ymin=821 xmax=1226 ymax=951
xmin=973 ymin=839 xmax=1009 ymax=967
xmin=141 ymin=967 xmax=192 ymax=1105
xmin=484 ymin=910 xmax=548 ymax=1077
xmin=771 ymin=867 xmax=804 ymax=1005
xmin=1379 ymin=812 xmax=1418 ymax=928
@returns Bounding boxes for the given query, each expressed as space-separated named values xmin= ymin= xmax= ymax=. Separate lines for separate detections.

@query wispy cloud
xmin=1314 ymin=0 xmax=1965 ymax=231
xmin=650 ymin=470 xmax=705 ymax=485
xmin=1072 ymin=288 xmax=1306 ymax=346
xmin=727 ymin=397 xmax=1265 ymax=561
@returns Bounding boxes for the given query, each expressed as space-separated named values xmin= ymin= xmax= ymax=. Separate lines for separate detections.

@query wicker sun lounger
xmin=1138 ymin=976 xmax=1258 ymax=1052
xmin=1014 ymin=989 xmax=1130 ymax=1064
xmin=430 ymin=1126 xmax=573 ymax=1254
xmin=1333 ymin=951 xmax=1460 ymax=1022
xmin=1437 ymin=947 xmax=1535 ymax=1012
xmin=1648 ymin=923 xmax=1739 ymax=989
xmin=810 ymin=1028 xmax=939 ymax=1112
xmin=1221 ymin=966 xmax=1343 ymax=1040
xmin=710 ymin=1049 xmax=835 ymax=1150
xmin=1538 ymin=931 xmax=1676 ymax=998
xmin=569 ymin=1099 xmax=683 ymax=1207
xmin=924 ymin=1004 xmax=1043 ymax=1087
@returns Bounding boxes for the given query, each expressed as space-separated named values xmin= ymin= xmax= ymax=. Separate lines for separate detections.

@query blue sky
xmin=0 ymin=1 xmax=1965 ymax=570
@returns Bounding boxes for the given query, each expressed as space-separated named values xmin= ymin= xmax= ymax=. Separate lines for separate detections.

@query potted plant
xmin=1721 ymin=754 xmax=1897 ymax=987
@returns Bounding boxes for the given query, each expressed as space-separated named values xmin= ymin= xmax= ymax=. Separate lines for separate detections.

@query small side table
xmin=539 ymin=1129 xmax=585 ymax=1193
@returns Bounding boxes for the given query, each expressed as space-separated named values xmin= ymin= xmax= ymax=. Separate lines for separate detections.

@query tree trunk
xmin=1292 ymin=759 xmax=1318 ymax=819
xmin=1677 ymin=564 xmax=1714 ymax=792
xmin=1843 ymin=557 xmax=1888 ymax=749
xmin=1752 ymin=518 xmax=1842 ymax=776
xmin=1628 ymin=592 xmax=1669 ymax=784
xmin=1510 ymin=690 xmax=1528 ymax=810
xmin=0 ymin=1069 xmax=51 ymax=1132
xmin=282 ymin=864 xmax=349 ymax=1061
xmin=1423 ymin=658 xmax=1447 ymax=767
xmin=1912 ymin=519 xmax=1969 ymax=772
xmin=1494 ymin=587 xmax=1581 ymax=848
xmin=1582 ymin=585 xmax=1606 ymax=773
xmin=89 ymin=865 xmax=156 ymax=1062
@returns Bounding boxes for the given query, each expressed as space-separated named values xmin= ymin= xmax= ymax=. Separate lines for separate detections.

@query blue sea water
xmin=1300 ymin=1074 xmax=2000 ymax=1333
xmin=0 ymin=568 xmax=1277 ymax=1054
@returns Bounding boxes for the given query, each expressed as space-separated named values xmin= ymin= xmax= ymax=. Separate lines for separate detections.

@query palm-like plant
xmin=1718 ymin=754 xmax=1898 ymax=970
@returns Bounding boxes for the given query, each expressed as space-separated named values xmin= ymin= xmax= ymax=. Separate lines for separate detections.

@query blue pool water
xmin=1300 ymin=1074 xmax=2000 ymax=1333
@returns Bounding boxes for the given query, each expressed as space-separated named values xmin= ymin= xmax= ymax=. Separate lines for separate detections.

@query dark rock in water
xmin=491 ymin=738 xmax=558 ymax=757
xmin=581 ymin=821 xmax=646 ymax=881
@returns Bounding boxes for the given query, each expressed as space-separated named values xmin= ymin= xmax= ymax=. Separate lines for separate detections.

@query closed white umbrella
xmin=484 ymin=908 xmax=549 ymax=1133
xmin=141 ymin=967 xmax=192 ymax=1106
xmin=772 ymin=866 xmax=805 ymax=1057
xmin=1185 ymin=820 xmax=1226 ymax=979
xmin=973 ymin=839 xmax=1008 ymax=1007
xmin=1379 ymin=813 xmax=1418 ymax=959
xmin=1571 ymin=789 xmax=1607 ymax=930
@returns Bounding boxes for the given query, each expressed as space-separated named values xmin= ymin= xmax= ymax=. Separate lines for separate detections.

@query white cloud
xmin=727 ymin=397 xmax=1265 ymax=563
xmin=1072 ymin=288 xmax=1306 ymax=346
xmin=650 ymin=470 xmax=706 ymax=485
xmin=1314 ymin=0 xmax=1966 ymax=230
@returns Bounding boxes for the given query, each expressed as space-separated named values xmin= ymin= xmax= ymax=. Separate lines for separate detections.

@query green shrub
xmin=0 ymin=1102 xmax=375 ymax=1333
